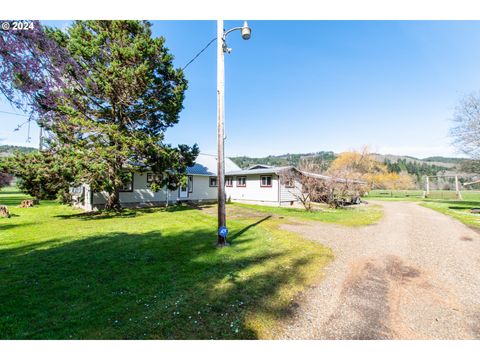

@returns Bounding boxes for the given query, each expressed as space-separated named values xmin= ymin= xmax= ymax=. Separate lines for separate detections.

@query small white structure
xmin=224 ymin=165 xmax=301 ymax=206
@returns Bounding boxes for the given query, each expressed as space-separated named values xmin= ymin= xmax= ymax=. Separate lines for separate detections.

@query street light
xmin=216 ymin=20 xmax=251 ymax=247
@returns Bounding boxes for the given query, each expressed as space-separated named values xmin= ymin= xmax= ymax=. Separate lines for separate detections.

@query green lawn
xmin=0 ymin=188 xmax=332 ymax=339
xmin=420 ymin=199 xmax=480 ymax=230
xmin=365 ymin=189 xmax=425 ymax=199
xmin=363 ymin=188 xmax=480 ymax=230
xmin=232 ymin=202 xmax=384 ymax=227
xmin=365 ymin=189 xmax=480 ymax=202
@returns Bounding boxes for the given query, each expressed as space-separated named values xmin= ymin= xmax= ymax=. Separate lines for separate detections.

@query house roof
xmin=225 ymin=166 xmax=294 ymax=176
xmin=299 ymin=170 xmax=367 ymax=184
xmin=187 ymin=153 xmax=241 ymax=176
xmin=247 ymin=164 xmax=274 ymax=170
xmin=225 ymin=166 xmax=366 ymax=184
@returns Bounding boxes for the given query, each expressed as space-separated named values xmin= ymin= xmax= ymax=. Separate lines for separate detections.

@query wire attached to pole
xmin=182 ymin=37 xmax=217 ymax=71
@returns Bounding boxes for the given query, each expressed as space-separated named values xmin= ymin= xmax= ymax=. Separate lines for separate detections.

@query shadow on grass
xmin=0 ymin=218 xmax=323 ymax=340
xmin=0 ymin=220 xmax=34 ymax=232
xmin=230 ymin=216 xmax=272 ymax=242
xmin=0 ymin=196 xmax=32 ymax=207
xmin=424 ymin=199 xmax=480 ymax=209
xmin=54 ymin=204 xmax=193 ymax=221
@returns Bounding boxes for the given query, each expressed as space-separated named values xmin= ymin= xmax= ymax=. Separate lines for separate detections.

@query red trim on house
xmin=236 ymin=176 xmax=246 ymax=187
xmin=260 ymin=175 xmax=273 ymax=188
xmin=225 ymin=176 xmax=233 ymax=187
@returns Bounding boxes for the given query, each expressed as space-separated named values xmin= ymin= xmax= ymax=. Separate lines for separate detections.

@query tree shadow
xmin=0 ymin=196 xmax=32 ymax=207
xmin=0 ymin=221 xmax=34 ymax=232
xmin=0 ymin=219 xmax=326 ymax=339
xmin=54 ymin=204 xmax=193 ymax=221
xmin=229 ymin=216 xmax=272 ymax=242
xmin=424 ymin=199 xmax=480 ymax=210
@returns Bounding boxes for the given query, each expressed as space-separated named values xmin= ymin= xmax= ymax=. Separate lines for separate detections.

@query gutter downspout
xmin=277 ymin=173 xmax=281 ymax=207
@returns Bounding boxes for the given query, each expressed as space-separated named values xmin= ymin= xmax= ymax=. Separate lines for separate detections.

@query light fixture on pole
xmin=216 ymin=20 xmax=251 ymax=247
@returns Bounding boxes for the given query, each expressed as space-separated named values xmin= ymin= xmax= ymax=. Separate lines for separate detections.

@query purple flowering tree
xmin=0 ymin=21 xmax=85 ymax=129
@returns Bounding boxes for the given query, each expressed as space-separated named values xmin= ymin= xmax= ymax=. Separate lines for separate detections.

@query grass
xmin=231 ymin=202 xmax=384 ymax=227
xmin=365 ymin=189 xmax=425 ymax=199
xmin=0 ymin=187 xmax=332 ymax=339
xmin=363 ymin=188 xmax=480 ymax=230
xmin=420 ymin=199 xmax=480 ymax=230
xmin=365 ymin=189 xmax=480 ymax=201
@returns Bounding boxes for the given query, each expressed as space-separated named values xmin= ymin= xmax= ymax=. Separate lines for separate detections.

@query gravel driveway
xmin=278 ymin=201 xmax=480 ymax=339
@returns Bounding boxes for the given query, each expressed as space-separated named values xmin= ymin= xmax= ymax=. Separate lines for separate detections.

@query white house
xmin=72 ymin=154 xmax=355 ymax=211
xmin=71 ymin=153 xmax=241 ymax=211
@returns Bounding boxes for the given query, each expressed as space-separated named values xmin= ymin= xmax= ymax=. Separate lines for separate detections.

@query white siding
xmin=177 ymin=175 xmax=217 ymax=202
xmin=119 ymin=172 xmax=168 ymax=204
xmin=91 ymin=173 xmax=216 ymax=208
xmin=279 ymin=180 xmax=303 ymax=206
xmin=226 ymin=174 xmax=280 ymax=205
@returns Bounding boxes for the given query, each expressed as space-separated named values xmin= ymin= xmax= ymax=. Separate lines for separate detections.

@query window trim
xmin=236 ymin=176 xmax=246 ymax=187
xmin=260 ymin=175 xmax=273 ymax=188
xmin=147 ymin=173 xmax=154 ymax=183
xmin=225 ymin=176 xmax=233 ymax=187
xmin=147 ymin=172 xmax=163 ymax=184
xmin=209 ymin=176 xmax=218 ymax=187
xmin=188 ymin=176 xmax=193 ymax=193
xmin=119 ymin=173 xmax=134 ymax=192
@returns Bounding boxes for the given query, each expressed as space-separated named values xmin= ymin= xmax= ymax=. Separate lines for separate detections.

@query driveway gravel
xmin=277 ymin=201 xmax=480 ymax=339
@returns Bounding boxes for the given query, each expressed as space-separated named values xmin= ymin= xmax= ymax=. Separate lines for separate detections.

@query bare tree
xmin=451 ymin=93 xmax=480 ymax=159
xmin=278 ymin=159 xmax=367 ymax=210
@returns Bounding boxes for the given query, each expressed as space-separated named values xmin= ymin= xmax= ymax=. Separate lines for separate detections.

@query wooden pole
xmin=217 ymin=20 xmax=226 ymax=246
xmin=426 ymin=176 xmax=430 ymax=197
xmin=455 ymin=175 xmax=463 ymax=200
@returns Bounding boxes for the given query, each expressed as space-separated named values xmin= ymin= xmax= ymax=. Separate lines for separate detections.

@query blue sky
xmin=2 ymin=20 xmax=480 ymax=158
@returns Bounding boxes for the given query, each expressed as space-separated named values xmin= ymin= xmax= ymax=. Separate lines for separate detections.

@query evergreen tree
xmin=1 ymin=21 xmax=199 ymax=209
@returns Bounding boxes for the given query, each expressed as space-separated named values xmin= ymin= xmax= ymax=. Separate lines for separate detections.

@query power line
xmin=0 ymin=109 xmax=28 ymax=117
xmin=182 ymin=37 xmax=217 ymax=71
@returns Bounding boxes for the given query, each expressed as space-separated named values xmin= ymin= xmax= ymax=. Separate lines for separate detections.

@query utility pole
xmin=215 ymin=20 xmax=251 ymax=247
xmin=39 ymin=126 xmax=43 ymax=151
xmin=217 ymin=20 xmax=226 ymax=246
xmin=425 ymin=176 xmax=430 ymax=197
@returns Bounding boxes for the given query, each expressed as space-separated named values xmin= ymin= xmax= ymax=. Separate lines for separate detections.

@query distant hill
xmin=370 ymin=154 xmax=466 ymax=169
xmin=230 ymin=151 xmax=467 ymax=170
xmin=230 ymin=151 xmax=336 ymax=170
xmin=230 ymin=151 xmax=475 ymax=189
xmin=422 ymin=156 xmax=468 ymax=164
xmin=0 ymin=145 xmax=37 ymax=157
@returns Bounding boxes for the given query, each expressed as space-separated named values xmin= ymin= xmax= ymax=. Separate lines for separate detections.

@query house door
xmin=179 ymin=181 xmax=188 ymax=198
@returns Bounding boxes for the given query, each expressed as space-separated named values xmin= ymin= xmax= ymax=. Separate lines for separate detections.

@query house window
xmin=285 ymin=178 xmax=295 ymax=188
xmin=237 ymin=176 xmax=246 ymax=187
xmin=188 ymin=176 xmax=193 ymax=193
xmin=225 ymin=177 xmax=233 ymax=187
xmin=209 ymin=177 xmax=218 ymax=187
xmin=147 ymin=173 xmax=162 ymax=183
xmin=261 ymin=176 xmax=272 ymax=187
xmin=120 ymin=173 xmax=134 ymax=192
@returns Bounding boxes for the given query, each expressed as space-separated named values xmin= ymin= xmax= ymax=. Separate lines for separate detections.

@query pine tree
xmin=1 ymin=21 xmax=199 ymax=209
